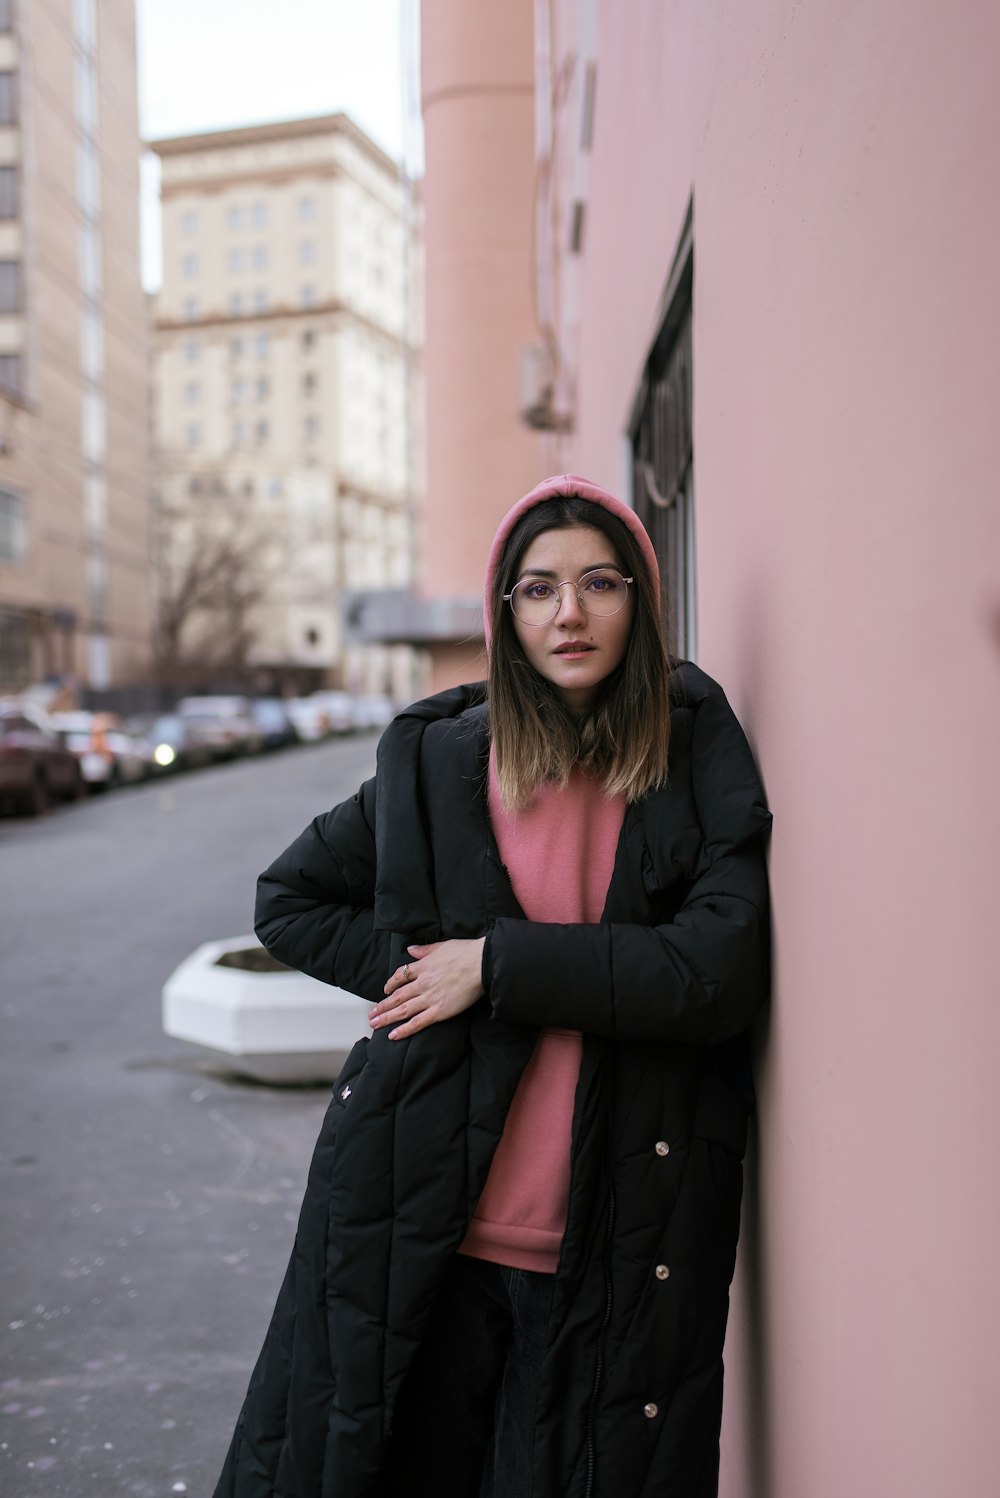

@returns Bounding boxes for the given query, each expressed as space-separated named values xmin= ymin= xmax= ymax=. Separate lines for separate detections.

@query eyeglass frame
xmin=502 ymin=568 xmax=635 ymax=626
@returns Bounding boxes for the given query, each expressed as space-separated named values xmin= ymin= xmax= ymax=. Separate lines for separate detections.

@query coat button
xmin=643 ymin=1402 xmax=658 ymax=1419
xmin=655 ymin=1140 xmax=669 ymax=1156
xmin=655 ymin=1264 xmax=670 ymax=1280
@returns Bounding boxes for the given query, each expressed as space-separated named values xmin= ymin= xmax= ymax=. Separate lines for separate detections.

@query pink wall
xmin=555 ymin=2 xmax=1000 ymax=1492
xmin=420 ymin=0 xmax=543 ymax=688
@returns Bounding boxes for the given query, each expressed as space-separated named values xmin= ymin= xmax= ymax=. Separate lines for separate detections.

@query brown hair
xmin=488 ymin=497 xmax=672 ymax=810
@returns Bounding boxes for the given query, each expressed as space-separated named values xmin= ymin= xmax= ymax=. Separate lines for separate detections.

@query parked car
xmin=0 ymin=702 xmax=85 ymax=814
xmin=306 ymin=690 xmax=356 ymax=734
xmin=176 ymin=696 xmax=263 ymax=759
xmin=285 ymin=697 xmax=333 ymax=743
xmin=139 ymin=714 xmax=217 ymax=774
xmin=353 ymin=694 xmax=396 ymax=731
xmin=50 ymin=711 xmax=148 ymax=790
xmin=250 ymin=698 xmax=299 ymax=750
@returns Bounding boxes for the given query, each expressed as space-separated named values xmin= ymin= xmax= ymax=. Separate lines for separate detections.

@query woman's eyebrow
xmin=518 ymin=562 xmax=619 ymax=578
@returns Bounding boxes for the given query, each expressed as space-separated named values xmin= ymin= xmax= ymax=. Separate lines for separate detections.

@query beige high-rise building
xmin=149 ymin=113 xmax=423 ymax=698
xmin=0 ymin=0 xmax=151 ymax=696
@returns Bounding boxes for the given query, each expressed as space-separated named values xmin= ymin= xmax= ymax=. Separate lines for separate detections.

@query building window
xmin=303 ymin=371 xmax=317 ymax=396
xmin=299 ymin=195 xmax=316 ymax=221
xmin=227 ymin=204 xmax=242 ymax=231
xmin=184 ymin=339 xmax=200 ymax=362
xmin=229 ymin=247 xmax=244 ymax=273
xmin=255 ymin=332 xmax=269 ymax=358
xmin=0 ymin=259 xmax=20 ymax=313
xmin=232 ymin=420 xmax=245 ymax=447
xmin=86 ymin=548 xmax=106 ymax=623
xmin=255 ymin=418 xmax=269 ymax=444
xmin=254 ymin=288 xmax=268 ymax=313
xmin=230 ymin=334 xmax=243 ymax=357
xmin=182 ymin=253 xmax=198 ymax=279
xmin=569 ymin=202 xmax=586 ymax=255
xmin=251 ymin=201 xmax=267 ymax=228
xmin=76 ymin=143 xmax=101 ymax=221
xmin=184 ymin=381 xmax=200 ymax=405
xmin=299 ymin=240 xmax=317 ymax=265
xmin=0 ymin=353 xmax=22 ymax=394
xmin=74 ymin=0 xmax=97 ymax=52
xmin=81 ymin=308 xmax=103 ymax=381
xmin=0 ymin=1 xmax=13 ymax=34
xmin=630 ymin=205 xmax=695 ymax=659
xmin=0 ymin=490 xmax=26 ymax=564
xmin=581 ymin=61 xmax=597 ymax=151
xmin=300 ymin=285 xmax=317 ymax=308
xmin=231 ymin=378 xmax=245 ymax=403
xmin=302 ymin=328 xmax=316 ymax=351
xmin=304 ymin=414 xmax=319 ymax=442
xmin=0 ymin=73 xmax=16 ymax=127
xmin=230 ymin=291 xmax=243 ymax=315
xmin=181 ymin=209 xmax=198 ymax=236
xmin=82 ymin=387 xmax=105 ymax=462
xmin=251 ymin=244 xmax=268 ymax=270
xmin=75 ymin=55 xmax=98 ymax=137
xmin=255 ymin=375 xmax=269 ymax=400
xmin=0 ymin=165 xmax=16 ymax=219
xmin=186 ymin=422 xmax=201 ymax=448
xmin=79 ymin=222 xmax=101 ymax=297
xmin=183 ymin=297 xmax=199 ymax=321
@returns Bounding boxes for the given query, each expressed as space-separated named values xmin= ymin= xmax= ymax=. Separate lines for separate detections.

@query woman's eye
xmin=522 ymin=582 xmax=555 ymax=601
xmin=583 ymin=572 xmax=618 ymax=594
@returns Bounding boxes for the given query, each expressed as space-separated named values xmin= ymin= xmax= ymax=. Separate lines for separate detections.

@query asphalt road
xmin=0 ymin=735 xmax=380 ymax=1497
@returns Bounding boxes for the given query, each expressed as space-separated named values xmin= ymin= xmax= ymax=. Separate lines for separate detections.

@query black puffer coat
xmin=214 ymin=663 xmax=771 ymax=1498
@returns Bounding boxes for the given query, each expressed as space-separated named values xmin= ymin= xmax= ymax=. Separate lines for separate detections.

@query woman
xmin=214 ymin=474 xmax=771 ymax=1498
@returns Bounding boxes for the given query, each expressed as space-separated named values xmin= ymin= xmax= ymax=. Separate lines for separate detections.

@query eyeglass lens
xmin=509 ymin=569 xmax=629 ymax=623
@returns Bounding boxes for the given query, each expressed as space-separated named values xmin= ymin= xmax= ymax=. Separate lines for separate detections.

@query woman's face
xmin=510 ymin=524 xmax=635 ymax=717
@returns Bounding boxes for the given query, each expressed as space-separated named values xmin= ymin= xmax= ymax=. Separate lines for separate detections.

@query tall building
xmin=0 ymin=0 xmax=151 ymax=696
xmin=148 ymin=113 xmax=423 ymax=699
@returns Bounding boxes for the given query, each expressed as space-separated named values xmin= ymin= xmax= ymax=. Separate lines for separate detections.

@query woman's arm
xmin=485 ymin=840 xmax=768 ymax=1045
xmin=254 ymin=777 xmax=393 ymax=1006
xmin=486 ymin=686 xmax=771 ymax=1046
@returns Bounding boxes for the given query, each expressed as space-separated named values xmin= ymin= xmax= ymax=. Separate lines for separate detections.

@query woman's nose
xmin=554 ymin=582 xmax=586 ymax=624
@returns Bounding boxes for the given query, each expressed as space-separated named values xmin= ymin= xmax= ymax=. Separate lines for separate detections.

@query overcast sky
xmin=135 ymin=0 xmax=421 ymax=289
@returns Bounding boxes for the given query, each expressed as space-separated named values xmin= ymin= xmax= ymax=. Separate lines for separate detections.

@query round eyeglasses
xmin=504 ymin=568 xmax=634 ymax=626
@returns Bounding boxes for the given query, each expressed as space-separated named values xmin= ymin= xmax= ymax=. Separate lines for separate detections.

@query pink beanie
xmin=483 ymin=474 xmax=660 ymax=647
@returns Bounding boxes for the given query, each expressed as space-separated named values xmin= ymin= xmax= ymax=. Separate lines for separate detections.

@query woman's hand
xmin=370 ymin=938 xmax=486 ymax=1039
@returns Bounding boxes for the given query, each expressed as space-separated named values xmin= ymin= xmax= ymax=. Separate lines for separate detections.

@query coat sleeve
xmin=254 ymin=777 xmax=392 ymax=1006
xmin=485 ymin=689 xmax=772 ymax=1046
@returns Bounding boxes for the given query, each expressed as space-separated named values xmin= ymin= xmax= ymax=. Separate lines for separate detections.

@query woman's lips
xmin=553 ymin=643 xmax=595 ymax=656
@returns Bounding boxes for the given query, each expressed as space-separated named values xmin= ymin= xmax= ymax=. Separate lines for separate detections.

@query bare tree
xmin=151 ymin=481 xmax=282 ymax=691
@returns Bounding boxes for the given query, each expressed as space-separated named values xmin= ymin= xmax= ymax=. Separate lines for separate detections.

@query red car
xmin=0 ymin=702 xmax=85 ymax=815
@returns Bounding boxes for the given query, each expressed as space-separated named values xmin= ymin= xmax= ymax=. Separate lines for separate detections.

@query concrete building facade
xmin=418 ymin=2 xmax=1000 ymax=1493
xmin=149 ymin=114 xmax=423 ymax=699
xmin=0 ymin=0 xmax=151 ymax=696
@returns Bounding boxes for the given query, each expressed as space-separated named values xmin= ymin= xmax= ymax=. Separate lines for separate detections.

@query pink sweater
xmin=459 ymin=753 xmax=625 ymax=1273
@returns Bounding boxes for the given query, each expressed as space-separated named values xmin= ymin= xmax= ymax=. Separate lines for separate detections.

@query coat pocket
xmin=330 ymin=1034 xmax=370 ymax=1108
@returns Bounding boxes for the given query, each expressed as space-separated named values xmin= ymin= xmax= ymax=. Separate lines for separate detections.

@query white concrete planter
xmin=162 ymin=935 xmax=370 ymax=1085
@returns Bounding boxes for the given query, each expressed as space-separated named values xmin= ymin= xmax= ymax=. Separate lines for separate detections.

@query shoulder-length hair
xmin=488 ymin=496 xmax=672 ymax=811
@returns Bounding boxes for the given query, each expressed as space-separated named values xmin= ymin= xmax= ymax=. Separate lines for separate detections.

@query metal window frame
xmin=628 ymin=200 xmax=696 ymax=661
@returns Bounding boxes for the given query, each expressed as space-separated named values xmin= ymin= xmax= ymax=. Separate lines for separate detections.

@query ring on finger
xmin=401 ymin=962 xmax=411 ymax=982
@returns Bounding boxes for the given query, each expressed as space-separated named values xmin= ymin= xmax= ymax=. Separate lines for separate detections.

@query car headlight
xmin=153 ymin=743 xmax=176 ymax=767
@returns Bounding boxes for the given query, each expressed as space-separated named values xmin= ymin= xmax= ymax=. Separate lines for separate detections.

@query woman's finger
xmin=382 ymin=962 xmax=418 ymax=997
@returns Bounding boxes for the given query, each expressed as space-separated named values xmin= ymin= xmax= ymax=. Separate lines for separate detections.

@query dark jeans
xmin=380 ymin=1254 xmax=556 ymax=1498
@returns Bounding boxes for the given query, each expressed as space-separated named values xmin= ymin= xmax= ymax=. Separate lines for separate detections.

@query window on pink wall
xmin=630 ymin=201 xmax=696 ymax=662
